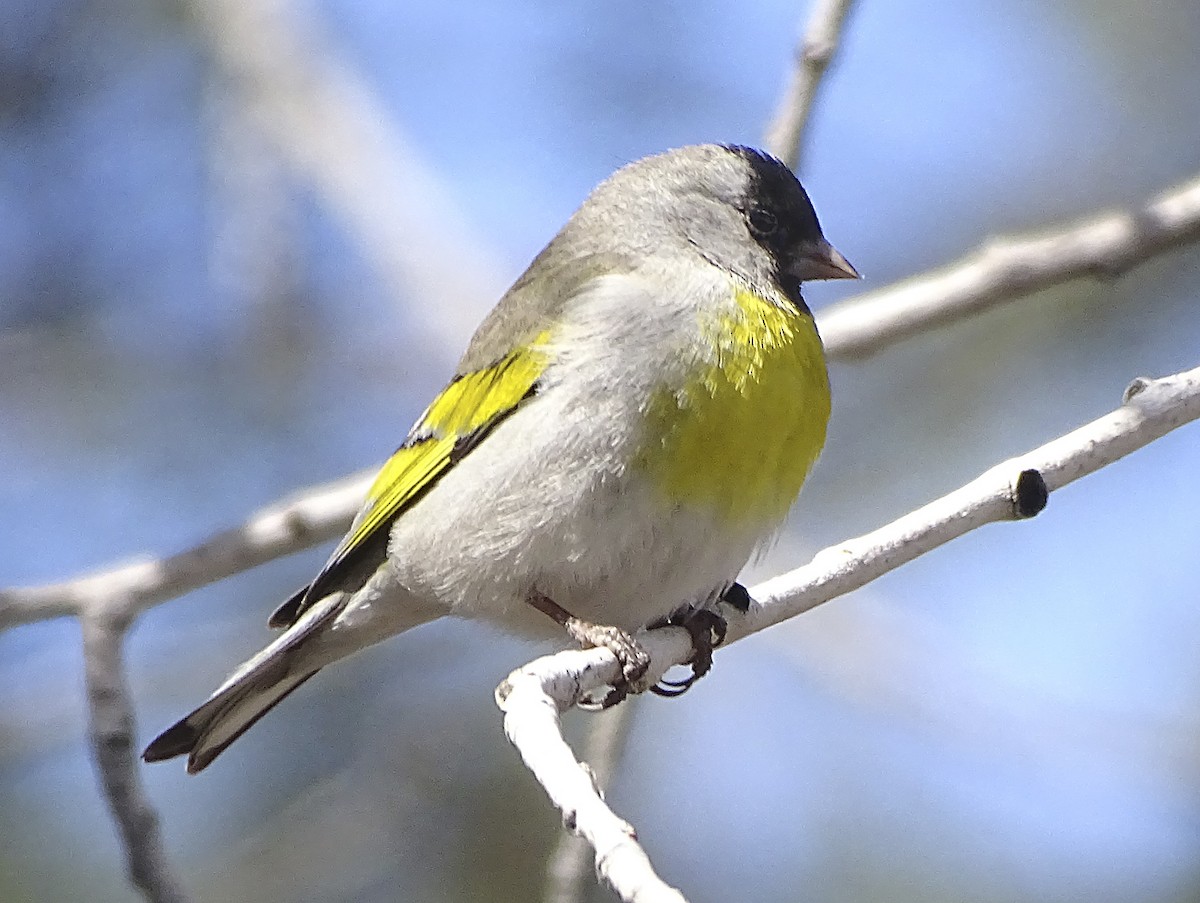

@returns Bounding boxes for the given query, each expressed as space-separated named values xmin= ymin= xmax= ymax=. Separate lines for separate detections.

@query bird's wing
xmin=271 ymin=332 xmax=553 ymax=627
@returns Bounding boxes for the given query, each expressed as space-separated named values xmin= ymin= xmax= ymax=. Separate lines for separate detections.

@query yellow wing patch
xmin=420 ymin=341 xmax=551 ymax=437
xmin=299 ymin=333 xmax=553 ymax=612
xmin=348 ymin=435 xmax=460 ymax=559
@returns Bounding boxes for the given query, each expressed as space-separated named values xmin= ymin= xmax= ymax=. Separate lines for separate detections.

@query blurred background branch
xmin=819 ymin=171 xmax=1200 ymax=359
xmin=0 ymin=472 xmax=369 ymax=630
xmin=83 ymin=608 xmax=190 ymax=903
xmin=185 ymin=0 xmax=507 ymax=351
xmin=763 ymin=0 xmax=858 ymax=170
xmin=0 ymin=470 xmax=368 ymax=903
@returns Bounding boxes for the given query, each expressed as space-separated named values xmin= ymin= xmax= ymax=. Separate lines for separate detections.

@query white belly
xmin=382 ymin=378 xmax=766 ymax=640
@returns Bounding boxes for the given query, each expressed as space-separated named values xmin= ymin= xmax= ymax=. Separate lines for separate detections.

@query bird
xmin=142 ymin=143 xmax=857 ymax=773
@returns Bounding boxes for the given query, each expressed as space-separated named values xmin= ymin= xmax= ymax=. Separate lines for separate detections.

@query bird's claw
xmin=649 ymin=607 xmax=727 ymax=698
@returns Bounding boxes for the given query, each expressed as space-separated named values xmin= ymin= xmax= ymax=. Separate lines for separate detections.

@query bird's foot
xmin=649 ymin=605 xmax=728 ymax=698
xmin=527 ymin=591 xmax=651 ymax=710
xmin=564 ymin=617 xmax=652 ymax=710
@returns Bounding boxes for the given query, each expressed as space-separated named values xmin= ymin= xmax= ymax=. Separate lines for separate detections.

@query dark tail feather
xmin=143 ymin=592 xmax=345 ymax=773
xmin=143 ymin=670 xmax=317 ymax=773
xmin=268 ymin=584 xmax=310 ymax=628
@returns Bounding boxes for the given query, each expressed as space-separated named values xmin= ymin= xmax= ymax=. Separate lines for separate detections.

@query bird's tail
xmin=142 ymin=592 xmax=347 ymax=774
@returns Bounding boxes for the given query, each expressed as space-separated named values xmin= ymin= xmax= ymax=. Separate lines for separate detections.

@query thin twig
xmin=543 ymin=704 xmax=637 ymax=903
xmin=498 ymin=672 xmax=687 ymax=903
xmin=496 ymin=363 xmax=1200 ymax=903
xmin=0 ymin=472 xmax=369 ymax=630
xmin=763 ymin=0 xmax=858 ymax=170
xmin=82 ymin=608 xmax=190 ymax=903
xmin=819 ymin=171 xmax=1200 ymax=359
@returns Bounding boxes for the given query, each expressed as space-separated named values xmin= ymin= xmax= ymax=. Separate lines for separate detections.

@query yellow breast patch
xmin=635 ymin=286 xmax=830 ymax=525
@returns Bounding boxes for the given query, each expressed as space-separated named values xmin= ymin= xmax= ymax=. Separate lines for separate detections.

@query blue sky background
xmin=1 ymin=1 xmax=1199 ymax=901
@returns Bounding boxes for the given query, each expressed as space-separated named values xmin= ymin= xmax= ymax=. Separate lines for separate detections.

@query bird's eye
xmin=748 ymin=206 xmax=778 ymax=236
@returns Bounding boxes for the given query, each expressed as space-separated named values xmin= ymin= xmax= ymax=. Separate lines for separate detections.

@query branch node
xmin=1012 ymin=468 xmax=1049 ymax=519
xmin=494 ymin=678 xmax=514 ymax=707
xmin=801 ymin=36 xmax=836 ymax=67
xmin=1123 ymin=376 xmax=1153 ymax=403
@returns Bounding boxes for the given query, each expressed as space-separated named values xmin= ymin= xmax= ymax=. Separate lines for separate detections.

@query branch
xmin=542 ymin=704 xmax=637 ymax=903
xmin=0 ymin=472 xmax=369 ymax=630
xmin=496 ymin=363 xmax=1200 ymax=903
xmin=819 ymin=171 xmax=1200 ymax=359
xmin=0 ymin=472 xmax=369 ymax=903
xmin=499 ymin=672 xmax=686 ymax=903
xmin=763 ymin=0 xmax=858 ymax=170
xmin=83 ymin=609 xmax=190 ymax=903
